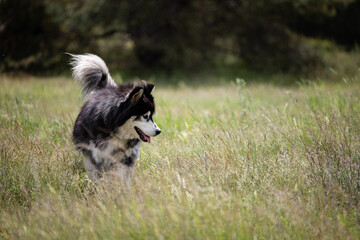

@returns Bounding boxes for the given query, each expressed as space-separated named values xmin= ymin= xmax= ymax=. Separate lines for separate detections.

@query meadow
xmin=0 ymin=74 xmax=359 ymax=239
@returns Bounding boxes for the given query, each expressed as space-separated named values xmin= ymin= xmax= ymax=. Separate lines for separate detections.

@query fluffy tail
xmin=68 ymin=53 xmax=117 ymax=96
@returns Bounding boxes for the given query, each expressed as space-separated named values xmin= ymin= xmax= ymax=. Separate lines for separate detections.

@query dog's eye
xmin=143 ymin=114 xmax=149 ymax=120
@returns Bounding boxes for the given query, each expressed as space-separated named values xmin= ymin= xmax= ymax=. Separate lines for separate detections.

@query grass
xmin=0 ymin=74 xmax=359 ymax=239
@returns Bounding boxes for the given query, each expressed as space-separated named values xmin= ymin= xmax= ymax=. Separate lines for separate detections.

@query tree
xmin=0 ymin=0 xmax=62 ymax=71
xmin=0 ymin=0 xmax=357 ymax=73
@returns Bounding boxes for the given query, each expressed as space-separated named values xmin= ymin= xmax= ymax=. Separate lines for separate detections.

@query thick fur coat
xmin=69 ymin=54 xmax=161 ymax=183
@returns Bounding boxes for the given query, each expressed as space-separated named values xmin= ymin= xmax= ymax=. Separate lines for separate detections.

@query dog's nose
xmin=155 ymin=129 xmax=161 ymax=135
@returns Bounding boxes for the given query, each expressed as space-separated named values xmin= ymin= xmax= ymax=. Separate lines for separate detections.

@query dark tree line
xmin=0 ymin=0 xmax=359 ymax=73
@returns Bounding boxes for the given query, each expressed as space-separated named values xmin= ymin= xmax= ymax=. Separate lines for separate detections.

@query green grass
xmin=0 ymin=74 xmax=359 ymax=239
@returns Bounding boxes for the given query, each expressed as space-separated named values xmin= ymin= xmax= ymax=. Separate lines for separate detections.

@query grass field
xmin=0 ymin=74 xmax=359 ymax=239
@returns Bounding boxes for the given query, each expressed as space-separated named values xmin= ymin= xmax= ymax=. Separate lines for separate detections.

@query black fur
xmin=126 ymin=139 xmax=140 ymax=148
xmin=81 ymin=71 xmax=107 ymax=95
xmin=121 ymin=156 xmax=135 ymax=167
xmin=73 ymin=82 xmax=155 ymax=146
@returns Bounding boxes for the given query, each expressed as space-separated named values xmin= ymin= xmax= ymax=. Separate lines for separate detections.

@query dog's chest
xmin=95 ymin=137 xmax=141 ymax=169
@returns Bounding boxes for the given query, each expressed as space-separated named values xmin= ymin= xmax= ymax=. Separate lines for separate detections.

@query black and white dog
xmin=69 ymin=54 xmax=161 ymax=183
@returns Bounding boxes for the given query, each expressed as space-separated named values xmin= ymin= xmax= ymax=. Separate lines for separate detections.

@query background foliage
xmin=0 ymin=0 xmax=359 ymax=74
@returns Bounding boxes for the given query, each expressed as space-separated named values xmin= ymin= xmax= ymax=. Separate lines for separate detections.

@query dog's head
xmin=117 ymin=82 xmax=161 ymax=143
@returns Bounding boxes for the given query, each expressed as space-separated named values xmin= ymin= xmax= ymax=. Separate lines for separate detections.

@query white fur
xmin=134 ymin=111 xmax=161 ymax=136
xmin=79 ymin=121 xmax=141 ymax=182
xmin=69 ymin=53 xmax=117 ymax=94
xmin=76 ymin=114 xmax=159 ymax=183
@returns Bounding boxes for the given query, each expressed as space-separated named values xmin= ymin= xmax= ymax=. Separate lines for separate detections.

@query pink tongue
xmin=143 ymin=133 xmax=151 ymax=143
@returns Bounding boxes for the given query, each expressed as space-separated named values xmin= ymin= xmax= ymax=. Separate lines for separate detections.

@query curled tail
xmin=68 ymin=53 xmax=117 ymax=96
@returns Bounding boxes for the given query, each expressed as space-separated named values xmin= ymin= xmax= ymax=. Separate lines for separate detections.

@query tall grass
xmin=0 ymin=76 xmax=359 ymax=239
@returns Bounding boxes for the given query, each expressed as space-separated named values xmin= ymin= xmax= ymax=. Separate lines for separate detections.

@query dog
xmin=69 ymin=53 xmax=161 ymax=183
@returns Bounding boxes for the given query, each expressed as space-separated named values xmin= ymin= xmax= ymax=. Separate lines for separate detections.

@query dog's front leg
xmin=108 ymin=164 xmax=133 ymax=190
xmin=84 ymin=157 xmax=102 ymax=182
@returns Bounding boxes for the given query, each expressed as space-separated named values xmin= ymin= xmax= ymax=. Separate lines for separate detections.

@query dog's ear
xmin=146 ymin=83 xmax=155 ymax=94
xmin=129 ymin=86 xmax=144 ymax=104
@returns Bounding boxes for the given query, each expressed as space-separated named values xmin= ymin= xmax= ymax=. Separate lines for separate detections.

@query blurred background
xmin=0 ymin=0 xmax=359 ymax=80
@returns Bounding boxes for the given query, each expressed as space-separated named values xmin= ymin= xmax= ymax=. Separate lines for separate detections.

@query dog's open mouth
xmin=135 ymin=127 xmax=151 ymax=143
